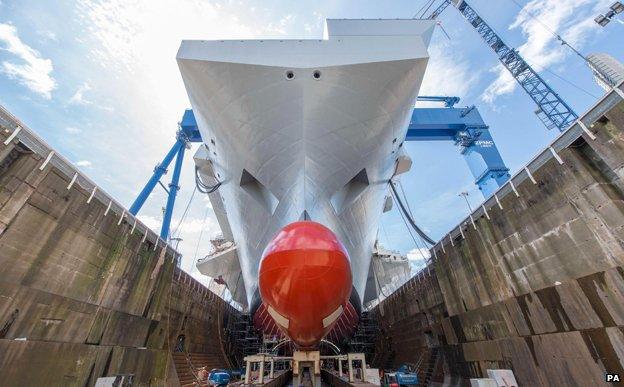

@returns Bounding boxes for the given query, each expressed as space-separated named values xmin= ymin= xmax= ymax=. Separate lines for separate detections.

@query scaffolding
xmin=346 ymin=311 xmax=378 ymax=362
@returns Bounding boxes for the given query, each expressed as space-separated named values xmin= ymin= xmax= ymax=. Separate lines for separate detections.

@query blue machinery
xmin=130 ymin=99 xmax=509 ymax=240
xmin=128 ymin=110 xmax=202 ymax=239
xmin=410 ymin=96 xmax=509 ymax=196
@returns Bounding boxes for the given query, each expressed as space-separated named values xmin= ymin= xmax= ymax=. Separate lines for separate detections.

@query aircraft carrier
xmin=1 ymin=2 xmax=624 ymax=387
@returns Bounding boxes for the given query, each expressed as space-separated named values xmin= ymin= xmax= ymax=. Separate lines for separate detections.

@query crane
xmin=417 ymin=95 xmax=460 ymax=107
xmin=425 ymin=0 xmax=579 ymax=132
xmin=408 ymin=97 xmax=510 ymax=197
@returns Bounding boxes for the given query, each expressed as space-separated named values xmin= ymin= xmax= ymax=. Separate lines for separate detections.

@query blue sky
xmin=0 ymin=0 xmax=621 ymax=281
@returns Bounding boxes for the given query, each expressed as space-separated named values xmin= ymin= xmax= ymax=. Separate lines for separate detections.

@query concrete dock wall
xmin=372 ymin=87 xmax=624 ymax=386
xmin=0 ymin=107 xmax=233 ymax=386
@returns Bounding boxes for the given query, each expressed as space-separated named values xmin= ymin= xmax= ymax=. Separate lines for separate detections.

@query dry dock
xmin=0 ymin=81 xmax=624 ymax=385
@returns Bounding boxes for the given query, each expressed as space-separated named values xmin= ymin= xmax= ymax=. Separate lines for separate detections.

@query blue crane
xmin=426 ymin=0 xmax=579 ymax=132
xmin=412 ymin=96 xmax=510 ymax=197
xmin=416 ymin=95 xmax=461 ymax=107
xmin=128 ymin=111 xmax=202 ymax=240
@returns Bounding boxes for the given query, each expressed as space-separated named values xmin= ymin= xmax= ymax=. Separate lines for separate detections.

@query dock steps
xmin=172 ymin=352 xmax=227 ymax=387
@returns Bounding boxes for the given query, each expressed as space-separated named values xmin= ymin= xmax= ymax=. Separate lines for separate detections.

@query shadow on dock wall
xmin=0 ymin=131 xmax=234 ymax=386
xmin=371 ymin=96 xmax=624 ymax=386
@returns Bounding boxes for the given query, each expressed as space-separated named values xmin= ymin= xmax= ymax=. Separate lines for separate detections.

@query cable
xmin=398 ymin=180 xmax=415 ymax=218
xmin=195 ymin=166 xmax=222 ymax=194
xmin=380 ymin=220 xmax=390 ymax=246
xmin=395 ymin=196 xmax=422 ymax=249
xmin=525 ymin=60 xmax=600 ymax=99
xmin=372 ymin=258 xmax=393 ymax=298
xmin=192 ymin=204 xmax=211 ymax=262
xmin=389 ymin=181 xmax=435 ymax=245
xmin=412 ymin=0 xmax=431 ymax=18
xmin=170 ymin=185 xmax=197 ymax=239
xmin=487 ymin=0 xmax=600 ymax=100
xmin=419 ymin=0 xmax=437 ymax=19
xmin=397 ymin=180 xmax=432 ymax=261
xmin=395 ymin=198 xmax=429 ymax=263
xmin=506 ymin=0 xmax=588 ymax=64
xmin=413 ymin=0 xmax=436 ymax=19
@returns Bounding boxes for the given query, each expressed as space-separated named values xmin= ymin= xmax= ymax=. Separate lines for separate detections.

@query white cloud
xmin=407 ymin=247 xmax=431 ymax=261
xmin=419 ymin=41 xmax=477 ymax=103
xmin=137 ymin=214 xmax=161 ymax=232
xmin=0 ymin=23 xmax=57 ymax=99
xmin=65 ymin=126 xmax=81 ymax=134
xmin=407 ymin=247 xmax=431 ymax=274
xmin=72 ymin=0 xmax=262 ymax=164
xmin=266 ymin=14 xmax=296 ymax=35
xmin=68 ymin=82 xmax=92 ymax=105
xmin=70 ymin=1 xmax=305 ymax=276
xmin=482 ymin=0 xmax=611 ymax=103
xmin=39 ymin=30 xmax=58 ymax=42
xmin=75 ymin=160 xmax=92 ymax=167
xmin=174 ymin=216 xmax=219 ymax=235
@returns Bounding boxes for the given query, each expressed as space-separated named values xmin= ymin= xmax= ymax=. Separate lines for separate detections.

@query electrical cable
xmin=389 ymin=181 xmax=435 ymax=245
xmin=195 ymin=166 xmax=222 ymax=194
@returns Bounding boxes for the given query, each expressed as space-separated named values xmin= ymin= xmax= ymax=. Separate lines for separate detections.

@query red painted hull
xmin=258 ymin=221 xmax=352 ymax=348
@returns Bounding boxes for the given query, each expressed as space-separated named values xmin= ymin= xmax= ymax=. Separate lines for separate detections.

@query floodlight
xmin=610 ymin=1 xmax=624 ymax=14
xmin=595 ymin=14 xmax=611 ymax=26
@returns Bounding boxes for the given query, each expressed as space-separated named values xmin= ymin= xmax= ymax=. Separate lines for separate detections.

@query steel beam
xmin=129 ymin=138 xmax=185 ymax=216
xmin=160 ymin=141 xmax=186 ymax=240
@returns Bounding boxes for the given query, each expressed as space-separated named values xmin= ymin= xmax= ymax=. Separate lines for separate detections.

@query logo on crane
xmin=475 ymin=140 xmax=494 ymax=148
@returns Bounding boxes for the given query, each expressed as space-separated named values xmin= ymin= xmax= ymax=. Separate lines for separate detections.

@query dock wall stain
xmin=0 ymin=136 xmax=234 ymax=386
xmin=372 ymin=99 xmax=624 ymax=386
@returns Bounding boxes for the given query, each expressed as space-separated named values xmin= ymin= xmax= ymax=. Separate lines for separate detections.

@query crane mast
xmin=428 ymin=0 xmax=578 ymax=132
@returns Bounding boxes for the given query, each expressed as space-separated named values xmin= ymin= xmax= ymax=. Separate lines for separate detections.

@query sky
xmin=0 ymin=0 xmax=622 ymax=285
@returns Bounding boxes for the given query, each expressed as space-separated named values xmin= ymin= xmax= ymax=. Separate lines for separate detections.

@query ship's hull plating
xmin=178 ymin=19 xmax=434 ymax=345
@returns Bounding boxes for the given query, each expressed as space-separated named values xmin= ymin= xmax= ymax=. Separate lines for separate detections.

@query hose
xmin=195 ymin=165 xmax=222 ymax=194
xmin=389 ymin=181 xmax=435 ymax=245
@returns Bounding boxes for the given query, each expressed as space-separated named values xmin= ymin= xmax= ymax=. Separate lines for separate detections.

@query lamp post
xmin=459 ymin=191 xmax=473 ymax=213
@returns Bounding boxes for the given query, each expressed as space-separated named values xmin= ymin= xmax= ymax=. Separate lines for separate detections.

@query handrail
xmin=183 ymin=350 xmax=205 ymax=386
